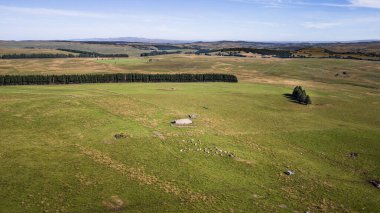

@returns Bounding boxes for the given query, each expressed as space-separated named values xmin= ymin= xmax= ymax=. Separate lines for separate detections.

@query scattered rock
xmin=114 ymin=133 xmax=128 ymax=139
xmin=370 ymin=180 xmax=380 ymax=189
xmin=171 ymin=119 xmax=193 ymax=125
xmin=103 ymin=195 xmax=125 ymax=211
xmin=279 ymin=204 xmax=288 ymax=209
xmin=188 ymin=114 xmax=198 ymax=119
xmin=349 ymin=152 xmax=358 ymax=159
xmin=284 ymin=170 xmax=295 ymax=176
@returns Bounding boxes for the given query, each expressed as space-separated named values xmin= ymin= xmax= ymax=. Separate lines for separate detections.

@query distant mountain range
xmin=70 ymin=37 xmax=380 ymax=44
xmin=71 ymin=37 xmax=195 ymax=44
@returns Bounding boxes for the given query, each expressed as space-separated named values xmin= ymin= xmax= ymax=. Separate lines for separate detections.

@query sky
xmin=0 ymin=0 xmax=379 ymax=41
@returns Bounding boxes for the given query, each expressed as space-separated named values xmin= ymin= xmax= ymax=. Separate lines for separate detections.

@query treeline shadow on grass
xmin=282 ymin=93 xmax=307 ymax=105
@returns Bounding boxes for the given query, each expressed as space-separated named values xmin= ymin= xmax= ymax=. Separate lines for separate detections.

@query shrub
xmin=292 ymin=86 xmax=312 ymax=105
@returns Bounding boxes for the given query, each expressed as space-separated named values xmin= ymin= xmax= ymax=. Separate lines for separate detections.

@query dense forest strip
xmin=0 ymin=53 xmax=77 ymax=59
xmin=0 ymin=73 xmax=238 ymax=86
xmin=140 ymin=51 xmax=182 ymax=57
xmin=56 ymin=49 xmax=129 ymax=58
xmin=0 ymin=49 xmax=129 ymax=59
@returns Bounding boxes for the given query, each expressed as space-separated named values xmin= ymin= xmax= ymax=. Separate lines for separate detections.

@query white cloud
xmin=229 ymin=0 xmax=380 ymax=9
xmin=349 ymin=0 xmax=380 ymax=9
xmin=302 ymin=22 xmax=342 ymax=29
xmin=0 ymin=5 xmax=106 ymax=18
xmin=0 ymin=5 xmax=190 ymax=22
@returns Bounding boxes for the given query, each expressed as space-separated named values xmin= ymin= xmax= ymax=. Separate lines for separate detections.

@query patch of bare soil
xmin=103 ymin=195 xmax=125 ymax=211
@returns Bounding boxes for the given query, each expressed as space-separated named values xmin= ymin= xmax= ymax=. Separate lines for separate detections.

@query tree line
xmin=216 ymin=52 xmax=246 ymax=57
xmin=323 ymin=48 xmax=380 ymax=57
xmin=196 ymin=48 xmax=293 ymax=58
xmin=1 ymin=53 xmax=76 ymax=59
xmin=141 ymin=51 xmax=182 ymax=57
xmin=0 ymin=73 xmax=238 ymax=86
xmin=292 ymin=86 xmax=312 ymax=105
xmin=56 ymin=49 xmax=129 ymax=58
xmin=0 ymin=50 xmax=129 ymax=59
xmin=295 ymin=48 xmax=380 ymax=61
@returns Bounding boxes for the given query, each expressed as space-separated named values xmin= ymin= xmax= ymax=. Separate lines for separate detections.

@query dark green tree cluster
xmin=1 ymin=53 xmax=76 ymax=59
xmin=292 ymin=86 xmax=312 ymax=105
xmin=216 ymin=52 xmax=246 ymax=57
xmin=207 ymin=48 xmax=293 ymax=58
xmin=0 ymin=73 xmax=238 ymax=86
xmin=153 ymin=45 xmax=182 ymax=50
xmin=194 ymin=49 xmax=211 ymax=55
xmin=1 ymin=51 xmax=129 ymax=59
xmin=57 ymin=49 xmax=129 ymax=58
xmin=141 ymin=51 xmax=181 ymax=57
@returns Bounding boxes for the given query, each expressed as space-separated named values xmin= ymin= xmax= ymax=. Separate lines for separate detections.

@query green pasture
xmin=0 ymin=81 xmax=379 ymax=212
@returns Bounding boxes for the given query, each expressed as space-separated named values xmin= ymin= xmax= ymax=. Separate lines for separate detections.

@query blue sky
xmin=0 ymin=0 xmax=379 ymax=41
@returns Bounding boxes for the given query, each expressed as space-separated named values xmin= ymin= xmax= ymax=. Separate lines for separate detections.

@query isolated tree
xmin=291 ymin=86 xmax=312 ymax=105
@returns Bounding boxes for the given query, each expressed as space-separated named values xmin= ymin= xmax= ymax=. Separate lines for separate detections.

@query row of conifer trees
xmin=292 ymin=86 xmax=312 ymax=105
xmin=140 ymin=51 xmax=181 ymax=57
xmin=1 ymin=53 xmax=76 ymax=59
xmin=0 ymin=73 xmax=238 ymax=86
xmin=0 ymin=53 xmax=130 ymax=59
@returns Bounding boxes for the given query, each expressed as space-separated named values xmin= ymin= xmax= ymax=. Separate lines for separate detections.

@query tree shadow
xmin=282 ymin=93 xmax=305 ymax=105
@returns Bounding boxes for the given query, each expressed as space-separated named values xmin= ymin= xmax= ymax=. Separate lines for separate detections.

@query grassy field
xmin=0 ymin=55 xmax=379 ymax=212
xmin=1 ymin=55 xmax=379 ymax=88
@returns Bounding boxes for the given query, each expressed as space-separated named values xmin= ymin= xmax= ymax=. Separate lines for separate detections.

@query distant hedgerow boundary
xmin=0 ymin=73 xmax=238 ymax=86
